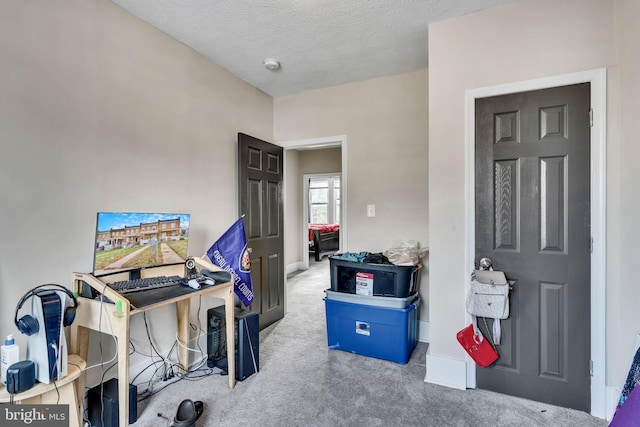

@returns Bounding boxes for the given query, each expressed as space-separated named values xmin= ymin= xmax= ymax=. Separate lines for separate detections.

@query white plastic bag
xmin=383 ymin=240 xmax=428 ymax=266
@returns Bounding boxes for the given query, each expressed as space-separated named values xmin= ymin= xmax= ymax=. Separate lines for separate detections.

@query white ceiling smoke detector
xmin=263 ymin=58 xmax=281 ymax=71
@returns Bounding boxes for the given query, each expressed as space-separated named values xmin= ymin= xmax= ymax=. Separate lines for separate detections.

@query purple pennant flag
xmin=206 ymin=217 xmax=254 ymax=306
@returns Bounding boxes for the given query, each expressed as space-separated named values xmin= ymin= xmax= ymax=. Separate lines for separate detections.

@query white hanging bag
xmin=466 ymin=269 xmax=510 ymax=345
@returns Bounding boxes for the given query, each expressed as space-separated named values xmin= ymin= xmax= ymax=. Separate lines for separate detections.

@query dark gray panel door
xmin=475 ymin=84 xmax=591 ymax=411
xmin=238 ymin=133 xmax=284 ymax=329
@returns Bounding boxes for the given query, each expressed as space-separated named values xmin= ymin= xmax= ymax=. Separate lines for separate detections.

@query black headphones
xmin=14 ymin=284 xmax=78 ymax=336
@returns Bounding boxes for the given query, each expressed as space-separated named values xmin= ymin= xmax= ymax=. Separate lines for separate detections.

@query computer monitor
xmin=92 ymin=212 xmax=190 ymax=276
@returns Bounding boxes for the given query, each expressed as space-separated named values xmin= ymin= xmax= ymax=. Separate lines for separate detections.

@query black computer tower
xmin=207 ymin=306 xmax=259 ymax=381
xmin=87 ymin=378 xmax=137 ymax=427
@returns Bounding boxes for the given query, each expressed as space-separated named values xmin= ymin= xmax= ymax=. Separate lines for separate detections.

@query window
xmin=309 ymin=176 xmax=340 ymax=224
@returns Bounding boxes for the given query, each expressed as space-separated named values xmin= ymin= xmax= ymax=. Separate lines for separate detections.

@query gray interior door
xmin=238 ymin=133 xmax=284 ymax=329
xmin=475 ymin=83 xmax=591 ymax=411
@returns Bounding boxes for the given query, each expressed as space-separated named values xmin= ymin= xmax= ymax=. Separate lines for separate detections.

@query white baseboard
xmin=286 ymin=262 xmax=304 ymax=275
xmin=606 ymin=386 xmax=621 ymax=421
xmin=424 ymin=353 xmax=467 ymax=390
xmin=423 ymin=353 xmax=618 ymax=420
xmin=418 ymin=320 xmax=429 ymax=343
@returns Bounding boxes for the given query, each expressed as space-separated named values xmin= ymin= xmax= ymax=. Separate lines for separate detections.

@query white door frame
xmin=279 ymin=135 xmax=348 ymax=270
xmin=464 ymin=69 xmax=607 ymax=418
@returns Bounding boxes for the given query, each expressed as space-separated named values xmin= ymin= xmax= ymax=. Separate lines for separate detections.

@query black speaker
xmin=6 ymin=360 xmax=36 ymax=394
xmin=207 ymin=306 xmax=259 ymax=381
xmin=87 ymin=378 xmax=137 ymax=427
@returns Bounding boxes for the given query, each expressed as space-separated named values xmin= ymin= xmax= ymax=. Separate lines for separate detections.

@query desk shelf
xmin=0 ymin=354 xmax=86 ymax=427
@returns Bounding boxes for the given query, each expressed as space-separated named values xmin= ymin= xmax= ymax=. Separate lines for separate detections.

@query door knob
xmin=479 ymin=257 xmax=492 ymax=270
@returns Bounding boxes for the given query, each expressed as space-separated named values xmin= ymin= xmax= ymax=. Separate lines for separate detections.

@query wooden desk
xmin=69 ymin=256 xmax=235 ymax=427
xmin=0 ymin=354 xmax=86 ymax=427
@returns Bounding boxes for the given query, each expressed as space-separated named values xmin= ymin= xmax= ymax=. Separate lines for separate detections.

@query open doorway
xmin=305 ymin=173 xmax=342 ymax=264
xmin=279 ymin=135 xmax=348 ymax=271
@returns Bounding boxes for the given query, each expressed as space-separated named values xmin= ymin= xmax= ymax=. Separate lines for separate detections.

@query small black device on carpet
xmin=87 ymin=378 xmax=137 ymax=427
xmin=6 ymin=360 xmax=36 ymax=394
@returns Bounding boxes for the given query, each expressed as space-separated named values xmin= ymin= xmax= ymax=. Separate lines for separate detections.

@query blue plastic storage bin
xmin=324 ymin=297 xmax=417 ymax=364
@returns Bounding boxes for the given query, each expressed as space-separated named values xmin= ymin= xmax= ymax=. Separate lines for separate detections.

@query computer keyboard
xmin=109 ymin=275 xmax=184 ymax=294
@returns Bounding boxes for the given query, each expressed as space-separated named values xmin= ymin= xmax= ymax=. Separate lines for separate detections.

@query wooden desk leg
xmin=69 ymin=324 xmax=88 ymax=426
xmin=117 ymin=335 xmax=130 ymax=426
xmin=176 ymin=299 xmax=191 ymax=371
xmin=115 ymin=312 xmax=131 ymax=427
xmin=224 ymin=290 xmax=236 ymax=389
xmin=73 ymin=372 xmax=85 ymax=427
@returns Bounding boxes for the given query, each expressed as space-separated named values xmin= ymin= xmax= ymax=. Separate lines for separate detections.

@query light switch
xmin=367 ymin=204 xmax=375 ymax=217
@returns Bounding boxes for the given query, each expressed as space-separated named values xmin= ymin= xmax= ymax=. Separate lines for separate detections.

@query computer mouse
xmin=203 ymin=279 xmax=214 ymax=286
xmin=187 ymin=279 xmax=201 ymax=289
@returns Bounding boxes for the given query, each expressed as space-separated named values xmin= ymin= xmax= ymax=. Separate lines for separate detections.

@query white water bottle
xmin=1 ymin=334 xmax=20 ymax=385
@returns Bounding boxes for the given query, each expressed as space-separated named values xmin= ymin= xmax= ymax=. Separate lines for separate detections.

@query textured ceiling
xmin=112 ymin=0 xmax=518 ymax=97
